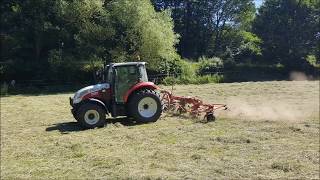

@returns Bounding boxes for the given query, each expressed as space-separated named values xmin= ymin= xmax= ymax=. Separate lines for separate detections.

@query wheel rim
xmin=138 ymin=97 xmax=158 ymax=118
xmin=84 ymin=110 xmax=100 ymax=125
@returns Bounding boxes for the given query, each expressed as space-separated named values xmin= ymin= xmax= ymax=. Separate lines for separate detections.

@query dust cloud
xmin=289 ymin=71 xmax=313 ymax=81
xmin=219 ymin=98 xmax=316 ymax=122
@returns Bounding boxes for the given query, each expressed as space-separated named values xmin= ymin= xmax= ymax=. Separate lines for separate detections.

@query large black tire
xmin=77 ymin=103 xmax=106 ymax=129
xmin=128 ymin=89 xmax=162 ymax=123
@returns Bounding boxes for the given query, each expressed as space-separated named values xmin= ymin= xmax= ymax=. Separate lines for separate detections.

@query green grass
xmin=1 ymin=81 xmax=319 ymax=179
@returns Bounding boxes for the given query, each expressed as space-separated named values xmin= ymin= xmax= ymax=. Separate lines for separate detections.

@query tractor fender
xmin=124 ymin=82 xmax=159 ymax=103
xmin=81 ymin=98 xmax=109 ymax=114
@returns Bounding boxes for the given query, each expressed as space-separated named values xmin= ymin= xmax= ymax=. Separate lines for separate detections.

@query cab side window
xmin=114 ymin=66 xmax=139 ymax=103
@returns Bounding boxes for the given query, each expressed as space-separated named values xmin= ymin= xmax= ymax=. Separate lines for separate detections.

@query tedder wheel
xmin=128 ymin=89 xmax=162 ymax=123
xmin=77 ymin=103 xmax=106 ymax=129
xmin=206 ymin=113 xmax=216 ymax=122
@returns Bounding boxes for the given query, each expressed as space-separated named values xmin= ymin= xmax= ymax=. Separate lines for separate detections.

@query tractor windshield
xmin=139 ymin=65 xmax=148 ymax=82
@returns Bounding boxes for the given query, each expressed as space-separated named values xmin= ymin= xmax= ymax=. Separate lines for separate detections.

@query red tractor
xmin=70 ymin=62 xmax=162 ymax=129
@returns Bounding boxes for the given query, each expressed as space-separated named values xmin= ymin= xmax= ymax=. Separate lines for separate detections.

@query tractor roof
xmin=110 ymin=62 xmax=146 ymax=67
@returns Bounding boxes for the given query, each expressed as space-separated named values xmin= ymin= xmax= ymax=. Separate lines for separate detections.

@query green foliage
xmin=162 ymin=76 xmax=176 ymax=85
xmin=161 ymin=59 xmax=224 ymax=85
xmin=306 ymin=55 xmax=320 ymax=68
xmin=162 ymin=74 xmax=224 ymax=85
xmin=158 ymin=59 xmax=182 ymax=75
xmin=178 ymin=60 xmax=196 ymax=77
xmin=199 ymin=74 xmax=224 ymax=83
xmin=1 ymin=0 xmax=319 ymax=87
xmin=158 ymin=58 xmax=195 ymax=77
xmin=1 ymin=0 xmax=178 ymax=82
xmin=0 ymin=65 xmax=6 ymax=79
xmin=152 ymin=0 xmax=256 ymax=59
xmin=62 ymin=0 xmax=114 ymax=59
xmin=48 ymin=50 xmax=63 ymax=67
xmin=197 ymin=57 xmax=224 ymax=75
xmin=207 ymin=29 xmax=262 ymax=63
xmin=82 ymin=57 xmax=104 ymax=73
xmin=0 ymin=82 xmax=9 ymax=96
xmin=276 ymin=63 xmax=285 ymax=69
xmin=237 ymin=31 xmax=262 ymax=56
xmin=106 ymin=0 xmax=178 ymax=69
xmin=253 ymin=0 xmax=319 ymax=68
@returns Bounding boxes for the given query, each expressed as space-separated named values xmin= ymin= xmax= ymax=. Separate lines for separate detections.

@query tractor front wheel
xmin=77 ymin=103 xmax=106 ymax=129
xmin=128 ymin=89 xmax=162 ymax=123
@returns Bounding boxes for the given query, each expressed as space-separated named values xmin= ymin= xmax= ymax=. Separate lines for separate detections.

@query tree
xmin=2 ymin=0 xmax=71 ymax=81
xmin=105 ymin=0 xmax=179 ymax=69
xmin=0 ymin=0 xmax=179 ymax=82
xmin=253 ymin=0 xmax=320 ymax=69
xmin=152 ymin=0 xmax=256 ymax=59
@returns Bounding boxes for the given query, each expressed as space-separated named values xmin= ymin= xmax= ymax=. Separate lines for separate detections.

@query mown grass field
xmin=1 ymin=81 xmax=319 ymax=179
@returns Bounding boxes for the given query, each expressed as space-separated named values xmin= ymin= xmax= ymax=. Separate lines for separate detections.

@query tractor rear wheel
xmin=128 ymin=89 xmax=162 ymax=123
xmin=77 ymin=103 xmax=106 ymax=129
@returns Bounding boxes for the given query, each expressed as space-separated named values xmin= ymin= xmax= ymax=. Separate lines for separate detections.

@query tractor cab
xmin=105 ymin=62 xmax=148 ymax=103
xmin=70 ymin=62 xmax=162 ymax=129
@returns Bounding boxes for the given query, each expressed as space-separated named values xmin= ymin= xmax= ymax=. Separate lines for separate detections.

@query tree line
xmin=1 ymin=0 xmax=319 ymax=84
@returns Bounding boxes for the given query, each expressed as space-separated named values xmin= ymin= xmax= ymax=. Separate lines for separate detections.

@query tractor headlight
xmin=73 ymin=86 xmax=94 ymax=104
xmin=73 ymin=90 xmax=89 ymax=104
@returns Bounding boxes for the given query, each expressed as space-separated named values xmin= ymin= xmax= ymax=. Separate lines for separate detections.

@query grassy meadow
xmin=1 ymin=81 xmax=319 ymax=179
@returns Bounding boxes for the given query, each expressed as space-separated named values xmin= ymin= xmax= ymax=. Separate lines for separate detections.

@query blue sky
xmin=254 ymin=0 xmax=264 ymax=8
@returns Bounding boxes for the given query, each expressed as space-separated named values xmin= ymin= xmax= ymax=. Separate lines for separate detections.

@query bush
xmin=197 ymin=74 xmax=224 ymax=84
xmin=47 ymin=51 xmax=98 ymax=83
xmin=197 ymin=57 xmax=224 ymax=75
xmin=162 ymin=74 xmax=224 ymax=85
xmin=160 ymin=58 xmax=224 ymax=85
xmin=158 ymin=58 xmax=196 ymax=77
xmin=1 ymin=82 xmax=8 ymax=95
xmin=179 ymin=60 xmax=197 ymax=77
xmin=162 ymin=76 xmax=177 ymax=85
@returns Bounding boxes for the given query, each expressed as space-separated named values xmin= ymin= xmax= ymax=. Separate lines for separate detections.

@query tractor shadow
xmin=46 ymin=122 xmax=82 ymax=134
xmin=45 ymin=118 xmax=144 ymax=134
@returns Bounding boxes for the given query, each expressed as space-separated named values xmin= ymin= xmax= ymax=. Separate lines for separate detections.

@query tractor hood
xmin=73 ymin=83 xmax=110 ymax=104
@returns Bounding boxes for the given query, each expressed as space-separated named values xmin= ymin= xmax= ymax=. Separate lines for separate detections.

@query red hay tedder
xmin=160 ymin=89 xmax=228 ymax=122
